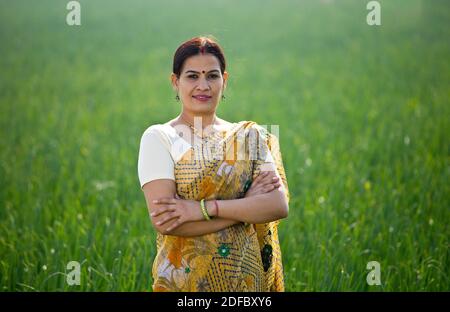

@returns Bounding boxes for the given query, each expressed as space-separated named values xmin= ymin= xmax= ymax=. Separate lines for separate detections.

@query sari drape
xmin=152 ymin=120 xmax=290 ymax=292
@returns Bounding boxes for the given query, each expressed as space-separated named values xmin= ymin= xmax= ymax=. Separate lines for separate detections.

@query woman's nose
xmin=197 ymin=77 xmax=210 ymax=90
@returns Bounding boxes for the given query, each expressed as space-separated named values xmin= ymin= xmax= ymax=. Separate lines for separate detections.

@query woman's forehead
xmin=182 ymin=54 xmax=221 ymax=72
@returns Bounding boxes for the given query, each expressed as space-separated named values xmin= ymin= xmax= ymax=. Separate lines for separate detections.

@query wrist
xmin=206 ymin=200 xmax=218 ymax=217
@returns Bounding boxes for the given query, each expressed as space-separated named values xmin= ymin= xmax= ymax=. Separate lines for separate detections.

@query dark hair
xmin=172 ymin=36 xmax=226 ymax=78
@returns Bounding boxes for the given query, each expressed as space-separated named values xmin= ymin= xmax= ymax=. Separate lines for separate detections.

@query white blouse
xmin=137 ymin=123 xmax=192 ymax=188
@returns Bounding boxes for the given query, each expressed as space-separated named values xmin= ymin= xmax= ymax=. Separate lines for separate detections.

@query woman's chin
xmin=188 ymin=102 xmax=217 ymax=111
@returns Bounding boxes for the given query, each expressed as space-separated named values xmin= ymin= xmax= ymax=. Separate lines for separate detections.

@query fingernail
xmin=156 ymin=221 xmax=161 ymax=225
xmin=150 ymin=213 xmax=155 ymax=217
xmin=153 ymin=200 xmax=158 ymax=203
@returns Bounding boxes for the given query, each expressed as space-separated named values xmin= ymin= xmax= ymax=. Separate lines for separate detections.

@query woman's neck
xmin=179 ymin=112 xmax=217 ymax=130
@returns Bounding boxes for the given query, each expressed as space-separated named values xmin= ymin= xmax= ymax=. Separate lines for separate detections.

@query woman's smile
xmin=192 ymin=95 xmax=212 ymax=102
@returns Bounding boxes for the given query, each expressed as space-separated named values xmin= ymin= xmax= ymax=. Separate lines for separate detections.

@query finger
xmin=261 ymin=172 xmax=277 ymax=182
xmin=264 ymin=184 xmax=275 ymax=192
xmin=253 ymin=172 xmax=264 ymax=184
xmin=271 ymin=183 xmax=281 ymax=191
xmin=155 ymin=212 xmax=179 ymax=226
xmin=152 ymin=198 xmax=176 ymax=204
xmin=253 ymin=171 xmax=269 ymax=186
xmin=261 ymin=177 xmax=279 ymax=188
xmin=165 ymin=218 xmax=183 ymax=233
xmin=256 ymin=171 xmax=269 ymax=180
xmin=257 ymin=173 xmax=274 ymax=184
xmin=150 ymin=206 xmax=175 ymax=217
xmin=251 ymin=185 xmax=264 ymax=195
xmin=262 ymin=176 xmax=279 ymax=185
xmin=153 ymin=198 xmax=177 ymax=205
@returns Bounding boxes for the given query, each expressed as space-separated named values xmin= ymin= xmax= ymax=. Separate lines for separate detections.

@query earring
xmin=175 ymin=94 xmax=180 ymax=101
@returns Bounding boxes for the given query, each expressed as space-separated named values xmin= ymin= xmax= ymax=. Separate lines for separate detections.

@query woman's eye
xmin=187 ymin=74 xmax=219 ymax=79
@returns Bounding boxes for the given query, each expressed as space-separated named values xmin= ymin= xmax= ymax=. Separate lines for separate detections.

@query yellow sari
xmin=152 ymin=120 xmax=290 ymax=292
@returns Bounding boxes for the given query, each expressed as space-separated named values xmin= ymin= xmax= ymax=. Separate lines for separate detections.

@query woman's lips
xmin=192 ymin=95 xmax=211 ymax=102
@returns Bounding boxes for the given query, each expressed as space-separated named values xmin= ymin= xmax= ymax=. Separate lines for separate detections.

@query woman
xmin=138 ymin=36 xmax=290 ymax=291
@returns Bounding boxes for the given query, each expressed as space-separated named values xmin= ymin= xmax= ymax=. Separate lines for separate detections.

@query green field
xmin=0 ymin=0 xmax=448 ymax=291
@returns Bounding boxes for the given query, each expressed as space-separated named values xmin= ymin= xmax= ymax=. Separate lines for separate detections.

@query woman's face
xmin=171 ymin=53 xmax=228 ymax=115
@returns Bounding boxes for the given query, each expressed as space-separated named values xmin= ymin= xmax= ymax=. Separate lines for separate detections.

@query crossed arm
xmin=141 ymin=166 xmax=288 ymax=237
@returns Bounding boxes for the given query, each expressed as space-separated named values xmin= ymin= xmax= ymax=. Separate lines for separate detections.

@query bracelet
xmin=200 ymin=199 xmax=211 ymax=221
xmin=213 ymin=199 xmax=219 ymax=217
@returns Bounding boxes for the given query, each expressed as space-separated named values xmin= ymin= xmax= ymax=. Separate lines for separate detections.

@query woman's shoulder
xmin=140 ymin=123 xmax=181 ymax=148
xmin=142 ymin=122 xmax=177 ymax=137
xmin=140 ymin=122 xmax=191 ymax=163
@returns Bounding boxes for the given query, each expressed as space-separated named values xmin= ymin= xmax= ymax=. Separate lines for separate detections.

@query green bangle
xmin=200 ymin=199 xmax=211 ymax=221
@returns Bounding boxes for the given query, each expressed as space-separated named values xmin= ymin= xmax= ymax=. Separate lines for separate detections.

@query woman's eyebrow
xmin=185 ymin=69 xmax=220 ymax=74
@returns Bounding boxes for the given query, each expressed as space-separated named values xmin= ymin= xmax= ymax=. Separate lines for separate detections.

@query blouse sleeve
xmin=137 ymin=126 xmax=175 ymax=189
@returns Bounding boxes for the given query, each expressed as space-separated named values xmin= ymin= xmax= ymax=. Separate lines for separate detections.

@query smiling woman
xmin=137 ymin=36 xmax=290 ymax=292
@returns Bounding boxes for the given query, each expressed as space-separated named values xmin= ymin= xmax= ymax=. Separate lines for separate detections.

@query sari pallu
xmin=152 ymin=121 xmax=290 ymax=292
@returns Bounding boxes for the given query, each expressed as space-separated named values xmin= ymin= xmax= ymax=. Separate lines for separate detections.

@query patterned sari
xmin=152 ymin=120 xmax=290 ymax=292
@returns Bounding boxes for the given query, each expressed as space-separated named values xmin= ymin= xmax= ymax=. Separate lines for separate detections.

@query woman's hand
xmin=151 ymin=196 xmax=204 ymax=232
xmin=244 ymin=171 xmax=281 ymax=198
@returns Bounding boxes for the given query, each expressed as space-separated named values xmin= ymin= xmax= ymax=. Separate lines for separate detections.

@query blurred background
xmin=0 ymin=0 xmax=448 ymax=291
